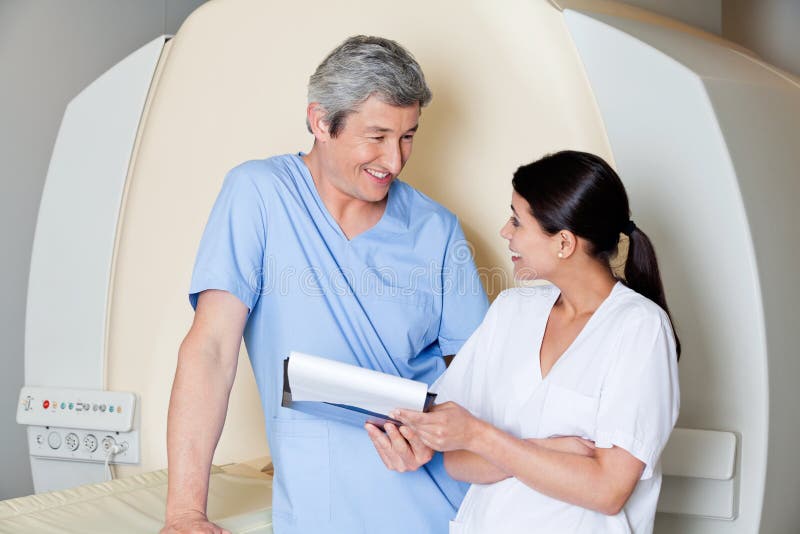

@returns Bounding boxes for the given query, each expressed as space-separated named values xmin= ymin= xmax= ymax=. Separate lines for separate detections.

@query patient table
xmin=0 ymin=459 xmax=273 ymax=534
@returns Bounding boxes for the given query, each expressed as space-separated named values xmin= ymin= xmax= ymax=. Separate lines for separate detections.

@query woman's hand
xmin=392 ymin=402 xmax=484 ymax=452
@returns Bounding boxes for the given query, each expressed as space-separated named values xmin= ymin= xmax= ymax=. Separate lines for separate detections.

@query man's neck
xmin=302 ymin=151 xmax=388 ymax=240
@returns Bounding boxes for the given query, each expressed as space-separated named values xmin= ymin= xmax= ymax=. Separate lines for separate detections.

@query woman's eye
xmin=510 ymin=217 xmax=520 ymax=227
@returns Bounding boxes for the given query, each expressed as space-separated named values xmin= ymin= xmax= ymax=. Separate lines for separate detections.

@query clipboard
xmin=281 ymin=353 xmax=437 ymax=428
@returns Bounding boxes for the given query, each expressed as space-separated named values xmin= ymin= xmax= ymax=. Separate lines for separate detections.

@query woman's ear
xmin=557 ymin=230 xmax=578 ymax=259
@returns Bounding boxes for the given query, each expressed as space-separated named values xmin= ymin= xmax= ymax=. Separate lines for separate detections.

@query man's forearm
xmin=165 ymin=338 xmax=238 ymax=519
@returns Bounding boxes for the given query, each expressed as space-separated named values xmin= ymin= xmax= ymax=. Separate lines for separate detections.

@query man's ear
xmin=307 ymin=103 xmax=330 ymax=141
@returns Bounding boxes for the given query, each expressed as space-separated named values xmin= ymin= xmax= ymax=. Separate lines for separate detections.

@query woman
xmin=392 ymin=151 xmax=681 ymax=533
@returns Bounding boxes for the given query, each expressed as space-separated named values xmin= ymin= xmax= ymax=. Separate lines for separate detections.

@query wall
xmin=0 ymin=0 xmax=205 ymax=500
xmin=621 ymin=0 xmax=800 ymax=77
xmin=722 ymin=0 xmax=800 ymax=76
xmin=624 ymin=0 xmax=722 ymax=33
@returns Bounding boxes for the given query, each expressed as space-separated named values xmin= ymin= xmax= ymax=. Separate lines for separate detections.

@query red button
xmin=43 ymin=400 xmax=50 ymax=409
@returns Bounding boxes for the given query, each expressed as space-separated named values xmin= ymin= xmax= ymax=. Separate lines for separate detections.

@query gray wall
xmin=621 ymin=0 xmax=800 ymax=77
xmin=0 ymin=0 xmax=205 ymax=500
xmin=625 ymin=0 xmax=722 ymax=33
xmin=722 ymin=0 xmax=800 ymax=76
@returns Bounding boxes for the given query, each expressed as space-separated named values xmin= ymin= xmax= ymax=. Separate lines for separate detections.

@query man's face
xmin=316 ymin=95 xmax=420 ymax=203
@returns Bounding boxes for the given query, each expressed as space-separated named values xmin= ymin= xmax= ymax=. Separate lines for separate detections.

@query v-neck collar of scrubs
xmin=293 ymin=153 xmax=408 ymax=243
xmin=535 ymin=281 xmax=623 ymax=382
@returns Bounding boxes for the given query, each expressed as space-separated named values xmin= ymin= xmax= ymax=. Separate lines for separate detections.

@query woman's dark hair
xmin=512 ymin=150 xmax=681 ymax=358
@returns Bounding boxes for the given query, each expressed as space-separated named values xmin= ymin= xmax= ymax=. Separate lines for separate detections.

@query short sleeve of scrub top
xmin=594 ymin=308 xmax=680 ymax=479
xmin=433 ymin=291 xmax=507 ymax=414
xmin=189 ymin=168 xmax=267 ymax=312
xmin=437 ymin=223 xmax=489 ymax=356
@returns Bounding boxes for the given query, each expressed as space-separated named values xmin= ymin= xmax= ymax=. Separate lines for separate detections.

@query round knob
xmin=47 ymin=431 xmax=62 ymax=449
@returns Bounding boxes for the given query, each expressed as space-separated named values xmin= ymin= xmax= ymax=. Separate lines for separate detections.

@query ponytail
xmin=512 ymin=150 xmax=681 ymax=360
xmin=624 ymin=226 xmax=682 ymax=359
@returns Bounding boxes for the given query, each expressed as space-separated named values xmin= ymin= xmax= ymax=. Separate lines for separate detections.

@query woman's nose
xmin=500 ymin=220 xmax=512 ymax=240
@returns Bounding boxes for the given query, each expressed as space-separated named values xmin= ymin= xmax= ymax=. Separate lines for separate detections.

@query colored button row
xmin=40 ymin=400 xmax=122 ymax=413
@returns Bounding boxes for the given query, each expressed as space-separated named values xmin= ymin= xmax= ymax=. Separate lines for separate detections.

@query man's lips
xmin=365 ymin=168 xmax=392 ymax=182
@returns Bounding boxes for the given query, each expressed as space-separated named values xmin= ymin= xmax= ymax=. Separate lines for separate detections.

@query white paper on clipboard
xmin=282 ymin=351 xmax=436 ymax=425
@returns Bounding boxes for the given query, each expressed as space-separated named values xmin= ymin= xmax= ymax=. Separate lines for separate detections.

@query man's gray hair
xmin=307 ymin=35 xmax=432 ymax=137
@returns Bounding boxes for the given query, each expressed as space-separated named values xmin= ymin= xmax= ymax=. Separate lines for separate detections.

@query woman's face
xmin=499 ymin=191 xmax=561 ymax=281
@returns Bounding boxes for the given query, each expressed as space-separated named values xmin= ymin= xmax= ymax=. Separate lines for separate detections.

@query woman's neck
xmin=550 ymin=260 xmax=617 ymax=318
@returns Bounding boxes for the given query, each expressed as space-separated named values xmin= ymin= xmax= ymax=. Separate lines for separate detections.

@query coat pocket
xmin=537 ymin=383 xmax=599 ymax=439
xmin=270 ymin=418 xmax=331 ymax=523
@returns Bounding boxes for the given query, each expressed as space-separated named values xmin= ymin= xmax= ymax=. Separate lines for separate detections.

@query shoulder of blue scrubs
xmin=391 ymin=179 xmax=461 ymax=230
xmin=187 ymin=154 xmax=300 ymax=312
xmin=226 ymin=153 xmax=303 ymax=196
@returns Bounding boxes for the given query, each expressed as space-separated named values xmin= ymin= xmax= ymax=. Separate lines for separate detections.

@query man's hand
xmin=160 ymin=510 xmax=230 ymax=534
xmin=365 ymin=421 xmax=434 ymax=472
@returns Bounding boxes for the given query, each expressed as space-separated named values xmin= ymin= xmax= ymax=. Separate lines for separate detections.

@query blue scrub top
xmin=190 ymin=154 xmax=488 ymax=533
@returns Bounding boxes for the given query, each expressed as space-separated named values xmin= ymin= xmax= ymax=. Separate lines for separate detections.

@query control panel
xmin=16 ymin=387 xmax=135 ymax=432
xmin=27 ymin=425 xmax=140 ymax=464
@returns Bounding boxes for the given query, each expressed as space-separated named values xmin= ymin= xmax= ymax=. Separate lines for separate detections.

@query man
xmin=161 ymin=36 xmax=488 ymax=534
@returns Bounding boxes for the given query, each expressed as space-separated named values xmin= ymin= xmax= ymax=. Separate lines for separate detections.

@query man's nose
xmin=383 ymin=141 xmax=403 ymax=175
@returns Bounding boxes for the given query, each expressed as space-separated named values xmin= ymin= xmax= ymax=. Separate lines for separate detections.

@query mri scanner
xmin=4 ymin=0 xmax=799 ymax=532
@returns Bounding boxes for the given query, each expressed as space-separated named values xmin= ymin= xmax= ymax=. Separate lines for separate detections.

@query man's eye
xmin=370 ymin=136 xmax=384 ymax=141
xmin=402 ymin=134 xmax=415 ymax=141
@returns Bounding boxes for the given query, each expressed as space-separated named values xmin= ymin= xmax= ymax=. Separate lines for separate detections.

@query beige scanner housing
xmin=14 ymin=1 xmax=800 ymax=532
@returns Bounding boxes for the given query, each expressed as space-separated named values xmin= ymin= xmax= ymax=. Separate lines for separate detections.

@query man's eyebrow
xmin=364 ymin=124 xmax=419 ymax=133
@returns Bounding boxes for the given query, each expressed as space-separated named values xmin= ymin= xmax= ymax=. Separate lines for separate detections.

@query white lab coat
xmin=434 ymin=282 xmax=680 ymax=534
